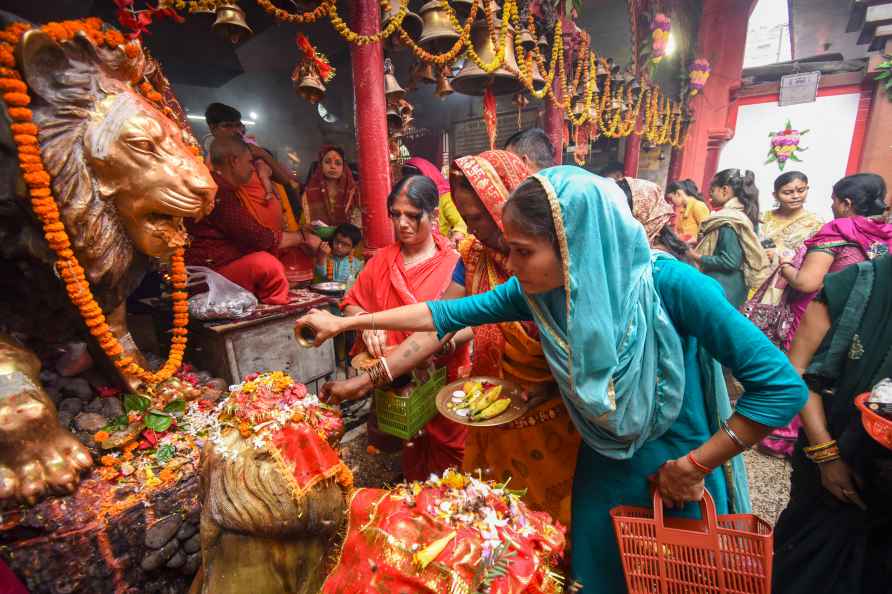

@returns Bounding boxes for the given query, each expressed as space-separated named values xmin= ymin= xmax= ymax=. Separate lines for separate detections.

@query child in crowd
xmin=315 ymin=224 xmax=364 ymax=368
xmin=315 ymin=224 xmax=364 ymax=288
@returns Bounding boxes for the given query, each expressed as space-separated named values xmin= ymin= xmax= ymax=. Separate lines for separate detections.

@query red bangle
xmin=687 ymin=451 xmax=712 ymax=475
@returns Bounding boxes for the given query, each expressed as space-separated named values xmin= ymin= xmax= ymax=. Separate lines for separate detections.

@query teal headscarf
xmin=522 ymin=166 xmax=686 ymax=459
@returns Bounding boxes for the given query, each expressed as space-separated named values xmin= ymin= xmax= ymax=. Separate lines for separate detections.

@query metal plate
xmin=435 ymin=376 xmax=529 ymax=427
xmin=310 ymin=282 xmax=347 ymax=295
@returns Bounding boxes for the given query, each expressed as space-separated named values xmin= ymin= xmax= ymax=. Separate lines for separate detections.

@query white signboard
xmin=779 ymin=71 xmax=821 ymax=107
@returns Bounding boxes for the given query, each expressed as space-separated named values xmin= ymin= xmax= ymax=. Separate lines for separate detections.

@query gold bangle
xmin=804 ymin=439 xmax=837 ymax=454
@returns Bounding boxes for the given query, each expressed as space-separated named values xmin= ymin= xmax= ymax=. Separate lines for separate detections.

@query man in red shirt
xmin=186 ymin=137 xmax=315 ymax=304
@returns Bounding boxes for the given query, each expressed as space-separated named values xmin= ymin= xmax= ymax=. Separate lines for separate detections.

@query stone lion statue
xmin=0 ymin=14 xmax=216 ymax=506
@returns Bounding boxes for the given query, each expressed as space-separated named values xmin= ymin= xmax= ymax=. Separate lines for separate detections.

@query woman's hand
xmin=295 ymin=308 xmax=345 ymax=345
xmin=362 ymin=328 xmax=389 ymax=358
xmin=651 ymin=454 xmax=707 ymax=509
xmin=687 ymin=249 xmax=701 ymax=264
xmin=320 ymin=375 xmax=371 ymax=404
xmin=818 ymin=458 xmax=867 ymax=509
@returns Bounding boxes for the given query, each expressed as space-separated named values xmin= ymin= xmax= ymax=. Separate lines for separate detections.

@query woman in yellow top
xmin=667 ymin=179 xmax=710 ymax=243
xmin=404 ymin=157 xmax=468 ymax=245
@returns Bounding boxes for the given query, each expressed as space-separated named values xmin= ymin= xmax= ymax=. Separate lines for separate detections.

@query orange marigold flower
xmin=23 ymin=171 xmax=50 ymax=187
xmin=3 ymin=92 xmax=31 ymax=106
xmin=13 ymin=133 xmax=37 ymax=145
xmin=8 ymin=107 xmax=32 ymax=121
xmin=121 ymin=451 xmax=133 ymax=461
xmin=159 ymin=468 xmax=175 ymax=482
xmin=105 ymin=30 xmax=125 ymax=47
xmin=11 ymin=122 xmax=37 ymax=135
xmin=0 ymin=48 xmax=14 ymax=68
xmin=100 ymin=455 xmax=118 ymax=467
xmin=0 ymin=79 xmax=27 ymax=93
xmin=94 ymin=430 xmax=110 ymax=442
xmin=124 ymin=44 xmax=139 ymax=59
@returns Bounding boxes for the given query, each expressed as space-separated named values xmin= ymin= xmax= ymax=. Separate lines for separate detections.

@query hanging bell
xmin=418 ymin=0 xmax=460 ymax=53
xmin=435 ymin=67 xmax=454 ymax=98
xmin=518 ymin=28 xmax=536 ymax=52
xmin=384 ymin=59 xmax=406 ymax=103
xmin=450 ymin=0 xmax=476 ymax=22
xmin=513 ymin=92 xmax=529 ymax=109
xmin=212 ymin=3 xmax=253 ymax=44
xmin=419 ymin=61 xmax=437 ymax=84
xmin=452 ymin=20 xmax=521 ymax=96
xmin=402 ymin=113 xmax=415 ymax=130
xmin=292 ymin=62 xmax=326 ymax=104
xmin=387 ymin=106 xmax=403 ymax=133
xmin=573 ymin=97 xmax=586 ymax=117
xmin=398 ymin=98 xmax=414 ymax=115
xmin=383 ymin=2 xmax=423 ymax=51
xmin=528 ymin=57 xmax=546 ymax=93
xmin=538 ymin=34 xmax=548 ymax=54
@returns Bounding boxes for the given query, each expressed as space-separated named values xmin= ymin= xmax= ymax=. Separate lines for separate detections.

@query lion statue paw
xmin=0 ymin=336 xmax=92 ymax=505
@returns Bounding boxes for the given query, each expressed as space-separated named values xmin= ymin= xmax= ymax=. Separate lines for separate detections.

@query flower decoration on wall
xmin=650 ymin=13 xmax=671 ymax=64
xmin=767 ymin=119 xmax=809 ymax=170
xmin=688 ymin=58 xmax=710 ymax=95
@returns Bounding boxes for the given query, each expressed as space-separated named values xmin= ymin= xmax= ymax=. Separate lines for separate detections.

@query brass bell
xmin=387 ymin=106 xmax=403 ymax=133
xmin=292 ymin=63 xmax=326 ymax=104
xmin=398 ymin=98 xmax=414 ymax=115
xmin=452 ymin=20 xmax=521 ymax=96
xmin=528 ymin=57 xmax=546 ymax=93
xmin=450 ymin=0 xmax=476 ymax=22
xmin=383 ymin=1 xmax=423 ymax=51
xmin=212 ymin=3 xmax=253 ymax=44
xmin=435 ymin=67 xmax=454 ymax=98
xmin=384 ymin=58 xmax=406 ymax=102
xmin=418 ymin=61 xmax=436 ymax=84
xmin=573 ymin=97 xmax=586 ymax=117
xmin=518 ymin=28 xmax=536 ymax=52
xmin=538 ymin=34 xmax=548 ymax=54
xmin=418 ymin=0 xmax=460 ymax=53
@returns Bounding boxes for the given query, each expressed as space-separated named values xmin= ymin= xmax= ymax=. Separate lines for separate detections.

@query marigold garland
xmin=0 ymin=19 xmax=193 ymax=386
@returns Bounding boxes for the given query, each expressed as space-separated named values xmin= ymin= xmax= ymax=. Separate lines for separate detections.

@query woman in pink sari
xmin=340 ymin=174 xmax=470 ymax=479
xmin=760 ymin=173 xmax=892 ymax=457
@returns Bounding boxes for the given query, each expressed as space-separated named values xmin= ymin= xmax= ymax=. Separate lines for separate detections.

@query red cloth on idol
xmin=216 ymin=251 xmax=290 ymax=305
xmin=342 ymin=233 xmax=470 ymax=480
xmin=0 ymin=560 xmax=28 ymax=594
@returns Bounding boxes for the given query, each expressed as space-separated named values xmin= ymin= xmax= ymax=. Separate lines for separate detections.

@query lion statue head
xmin=12 ymin=26 xmax=215 ymax=304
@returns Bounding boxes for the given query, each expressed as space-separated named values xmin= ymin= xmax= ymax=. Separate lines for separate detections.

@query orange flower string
xmin=0 ymin=19 xmax=191 ymax=386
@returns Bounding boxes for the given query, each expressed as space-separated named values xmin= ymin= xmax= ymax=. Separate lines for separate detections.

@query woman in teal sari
xmin=297 ymin=166 xmax=807 ymax=592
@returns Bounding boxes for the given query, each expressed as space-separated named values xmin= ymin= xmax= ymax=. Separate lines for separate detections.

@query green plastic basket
xmin=374 ymin=367 xmax=447 ymax=440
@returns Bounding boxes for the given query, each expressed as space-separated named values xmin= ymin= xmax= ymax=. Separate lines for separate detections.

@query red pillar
xmin=674 ymin=0 xmax=758 ymax=191
xmin=623 ymin=133 xmax=642 ymax=177
xmin=351 ymin=0 xmax=393 ymax=256
xmin=544 ymin=97 xmax=563 ymax=166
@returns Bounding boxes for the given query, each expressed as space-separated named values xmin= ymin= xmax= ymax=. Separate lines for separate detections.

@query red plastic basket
xmin=855 ymin=392 xmax=892 ymax=450
xmin=610 ymin=490 xmax=773 ymax=594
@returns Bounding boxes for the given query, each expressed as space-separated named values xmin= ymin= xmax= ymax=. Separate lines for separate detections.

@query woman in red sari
xmin=339 ymin=175 xmax=470 ymax=480
xmin=301 ymin=146 xmax=360 ymax=227
xmin=324 ymin=151 xmax=578 ymax=527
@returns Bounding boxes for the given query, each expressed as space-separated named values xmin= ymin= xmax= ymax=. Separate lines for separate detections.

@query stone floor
xmin=743 ymin=449 xmax=792 ymax=525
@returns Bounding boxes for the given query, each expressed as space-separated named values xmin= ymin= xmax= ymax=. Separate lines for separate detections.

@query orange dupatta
xmin=452 ymin=151 xmax=551 ymax=384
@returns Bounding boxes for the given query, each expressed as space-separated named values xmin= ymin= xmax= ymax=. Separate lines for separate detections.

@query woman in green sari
xmin=297 ymin=166 xmax=806 ymax=592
